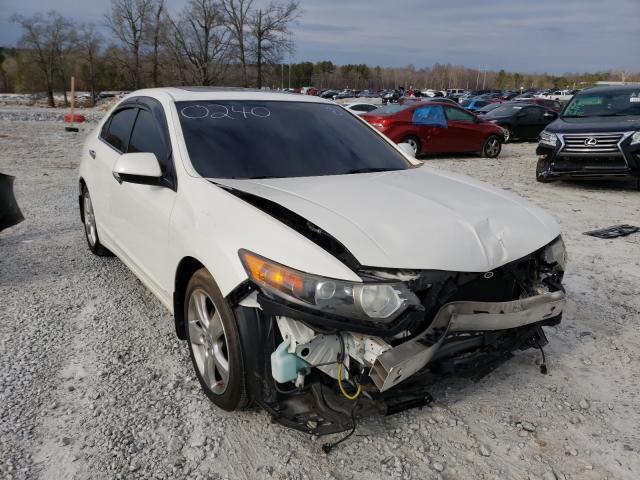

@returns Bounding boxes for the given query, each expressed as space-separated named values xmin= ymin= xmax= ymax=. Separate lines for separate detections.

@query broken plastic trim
xmin=211 ymin=181 xmax=362 ymax=270
xmin=370 ymin=290 xmax=566 ymax=392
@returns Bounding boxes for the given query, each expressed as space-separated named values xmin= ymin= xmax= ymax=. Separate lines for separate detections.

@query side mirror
xmin=398 ymin=142 xmax=416 ymax=158
xmin=112 ymin=152 xmax=163 ymax=185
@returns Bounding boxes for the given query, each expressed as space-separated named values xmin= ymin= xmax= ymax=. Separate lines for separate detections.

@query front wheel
xmin=185 ymin=268 xmax=248 ymax=411
xmin=536 ymin=157 xmax=552 ymax=183
xmin=482 ymin=135 xmax=502 ymax=158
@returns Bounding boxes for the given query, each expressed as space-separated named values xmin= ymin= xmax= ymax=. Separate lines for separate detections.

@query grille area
xmin=560 ymin=133 xmax=623 ymax=156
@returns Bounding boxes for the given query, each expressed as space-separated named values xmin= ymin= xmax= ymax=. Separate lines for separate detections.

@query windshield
xmin=563 ymin=88 xmax=640 ymax=118
xmin=485 ymin=104 xmax=525 ymax=117
xmin=177 ymin=101 xmax=410 ymax=179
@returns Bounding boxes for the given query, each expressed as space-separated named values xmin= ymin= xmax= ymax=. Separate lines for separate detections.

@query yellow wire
xmin=337 ymin=363 xmax=361 ymax=400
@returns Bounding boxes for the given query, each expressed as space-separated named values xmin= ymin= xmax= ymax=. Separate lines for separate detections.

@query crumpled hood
xmin=214 ymin=166 xmax=560 ymax=272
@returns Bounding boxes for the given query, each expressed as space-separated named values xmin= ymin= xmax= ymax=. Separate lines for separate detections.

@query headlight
xmin=631 ymin=131 xmax=640 ymax=145
xmin=239 ymin=249 xmax=421 ymax=321
xmin=543 ymin=236 xmax=567 ymax=272
xmin=539 ymin=131 xmax=558 ymax=147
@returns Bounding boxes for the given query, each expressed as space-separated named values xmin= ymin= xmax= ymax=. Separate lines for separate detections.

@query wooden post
xmin=65 ymin=76 xmax=79 ymax=132
xmin=70 ymin=76 xmax=75 ymax=117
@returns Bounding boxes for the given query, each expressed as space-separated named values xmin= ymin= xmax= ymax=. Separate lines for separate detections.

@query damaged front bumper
xmin=232 ymin=242 xmax=567 ymax=435
xmin=370 ymin=290 xmax=565 ymax=391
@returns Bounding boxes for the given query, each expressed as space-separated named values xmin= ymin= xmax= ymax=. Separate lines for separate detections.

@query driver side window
xmin=128 ymin=109 xmax=170 ymax=174
xmin=445 ymin=107 xmax=475 ymax=123
xmin=102 ymin=108 xmax=137 ymax=152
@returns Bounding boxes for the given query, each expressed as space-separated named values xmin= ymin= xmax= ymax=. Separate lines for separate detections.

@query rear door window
xmin=103 ymin=108 xmax=137 ymax=152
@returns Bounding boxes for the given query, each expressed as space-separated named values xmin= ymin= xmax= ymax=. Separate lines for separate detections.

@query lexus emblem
xmin=484 ymin=271 xmax=494 ymax=279
xmin=584 ymin=137 xmax=598 ymax=146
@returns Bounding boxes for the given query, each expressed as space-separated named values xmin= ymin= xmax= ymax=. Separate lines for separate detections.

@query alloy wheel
xmin=187 ymin=289 xmax=230 ymax=395
xmin=485 ymin=138 xmax=501 ymax=157
xmin=83 ymin=192 xmax=97 ymax=247
xmin=405 ymin=138 xmax=419 ymax=155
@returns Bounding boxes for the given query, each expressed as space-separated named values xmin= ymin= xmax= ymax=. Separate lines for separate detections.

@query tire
xmin=482 ymin=135 xmax=502 ymax=158
xmin=401 ymin=136 xmax=421 ymax=156
xmin=502 ymin=126 xmax=512 ymax=143
xmin=185 ymin=268 xmax=248 ymax=411
xmin=536 ymin=157 xmax=552 ymax=183
xmin=81 ymin=185 xmax=110 ymax=256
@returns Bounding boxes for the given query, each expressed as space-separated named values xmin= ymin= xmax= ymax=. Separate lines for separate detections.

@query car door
xmin=514 ymin=106 xmax=545 ymax=139
xmin=93 ymin=105 xmax=139 ymax=242
xmin=410 ymin=104 xmax=447 ymax=154
xmin=442 ymin=106 xmax=484 ymax=152
xmin=107 ymin=98 xmax=177 ymax=291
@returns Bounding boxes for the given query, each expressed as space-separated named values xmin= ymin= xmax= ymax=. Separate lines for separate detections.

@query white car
xmin=342 ymin=102 xmax=379 ymax=115
xmin=79 ymin=87 xmax=567 ymax=435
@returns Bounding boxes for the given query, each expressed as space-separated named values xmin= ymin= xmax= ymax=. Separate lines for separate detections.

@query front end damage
xmin=232 ymin=238 xmax=567 ymax=435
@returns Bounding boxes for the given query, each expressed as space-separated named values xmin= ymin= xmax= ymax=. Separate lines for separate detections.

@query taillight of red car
xmin=365 ymin=117 xmax=391 ymax=132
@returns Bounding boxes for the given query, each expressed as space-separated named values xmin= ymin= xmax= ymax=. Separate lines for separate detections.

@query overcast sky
xmin=1 ymin=0 xmax=638 ymax=74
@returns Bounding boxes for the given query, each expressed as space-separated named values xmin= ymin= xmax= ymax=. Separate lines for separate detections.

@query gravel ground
xmin=1 ymin=113 xmax=639 ymax=480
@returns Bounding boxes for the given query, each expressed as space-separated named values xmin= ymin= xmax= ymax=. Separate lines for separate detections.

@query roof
xmin=124 ymin=87 xmax=331 ymax=104
xmin=580 ymin=84 xmax=640 ymax=93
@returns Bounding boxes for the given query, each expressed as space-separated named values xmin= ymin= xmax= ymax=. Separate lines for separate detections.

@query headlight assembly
xmin=630 ymin=131 xmax=640 ymax=145
xmin=539 ymin=130 xmax=558 ymax=148
xmin=543 ymin=236 xmax=567 ymax=272
xmin=239 ymin=249 xmax=421 ymax=322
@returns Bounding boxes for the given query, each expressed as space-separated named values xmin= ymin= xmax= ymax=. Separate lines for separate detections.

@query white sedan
xmin=79 ymin=87 xmax=567 ymax=435
xmin=342 ymin=102 xmax=380 ymax=115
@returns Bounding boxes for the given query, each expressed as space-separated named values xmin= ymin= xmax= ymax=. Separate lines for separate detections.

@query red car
xmin=361 ymin=102 xmax=505 ymax=158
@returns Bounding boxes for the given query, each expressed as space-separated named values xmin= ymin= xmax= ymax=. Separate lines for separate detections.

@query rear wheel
xmin=401 ymin=136 xmax=421 ymax=156
xmin=185 ymin=268 xmax=248 ymax=411
xmin=82 ymin=185 xmax=110 ymax=256
xmin=482 ymin=135 xmax=502 ymax=158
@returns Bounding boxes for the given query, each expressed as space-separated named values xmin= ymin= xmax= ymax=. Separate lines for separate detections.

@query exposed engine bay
xmin=232 ymin=237 xmax=566 ymax=435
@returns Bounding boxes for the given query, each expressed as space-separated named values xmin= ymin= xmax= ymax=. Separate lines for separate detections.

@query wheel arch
xmin=173 ymin=256 xmax=206 ymax=340
xmin=78 ymin=178 xmax=87 ymax=223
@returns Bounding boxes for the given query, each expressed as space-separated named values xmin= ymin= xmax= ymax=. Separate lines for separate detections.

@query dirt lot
xmin=1 ymin=113 xmax=639 ymax=480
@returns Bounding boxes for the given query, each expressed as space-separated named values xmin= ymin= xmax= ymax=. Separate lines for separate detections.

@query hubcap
xmin=486 ymin=138 xmax=500 ymax=157
xmin=503 ymin=129 xmax=510 ymax=142
xmin=187 ymin=290 xmax=230 ymax=395
xmin=406 ymin=138 xmax=418 ymax=154
xmin=83 ymin=192 xmax=97 ymax=246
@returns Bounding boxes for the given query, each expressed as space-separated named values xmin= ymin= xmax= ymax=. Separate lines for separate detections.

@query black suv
xmin=536 ymin=85 xmax=640 ymax=183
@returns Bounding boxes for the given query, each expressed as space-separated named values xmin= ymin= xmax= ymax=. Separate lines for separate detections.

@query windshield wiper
xmin=342 ymin=167 xmax=399 ymax=174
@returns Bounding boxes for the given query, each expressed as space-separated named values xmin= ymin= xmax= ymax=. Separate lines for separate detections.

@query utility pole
xmin=288 ymin=32 xmax=292 ymax=90
xmin=482 ymin=69 xmax=487 ymax=90
xmin=281 ymin=63 xmax=284 ymax=89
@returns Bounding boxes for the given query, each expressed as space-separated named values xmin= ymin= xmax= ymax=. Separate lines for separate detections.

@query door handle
xmin=89 ymin=149 xmax=96 ymax=159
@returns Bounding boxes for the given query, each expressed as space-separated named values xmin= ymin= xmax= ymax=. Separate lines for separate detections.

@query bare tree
xmin=248 ymin=1 xmax=300 ymax=89
xmin=147 ymin=0 xmax=165 ymax=87
xmin=220 ymin=0 xmax=253 ymax=87
xmin=11 ymin=12 xmax=74 ymax=107
xmin=78 ymin=25 xmax=103 ymax=106
xmin=166 ymin=0 xmax=232 ymax=86
xmin=51 ymin=15 xmax=78 ymax=107
xmin=105 ymin=0 xmax=153 ymax=89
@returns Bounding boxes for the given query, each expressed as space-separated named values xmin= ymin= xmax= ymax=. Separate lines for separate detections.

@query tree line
xmin=5 ymin=0 xmax=300 ymax=106
xmin=1 ymin=1 xmax=638 ymax=106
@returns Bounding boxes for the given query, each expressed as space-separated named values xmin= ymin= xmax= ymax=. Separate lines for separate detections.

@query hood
xmin=213 ymin=167 xmax=560 ymax=272
xmin=547 ymin=115 xmax=640 ymax=134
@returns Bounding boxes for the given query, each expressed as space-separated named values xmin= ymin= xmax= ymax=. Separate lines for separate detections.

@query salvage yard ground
xmin=1 ymin=112 xmax=639 ymax=480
